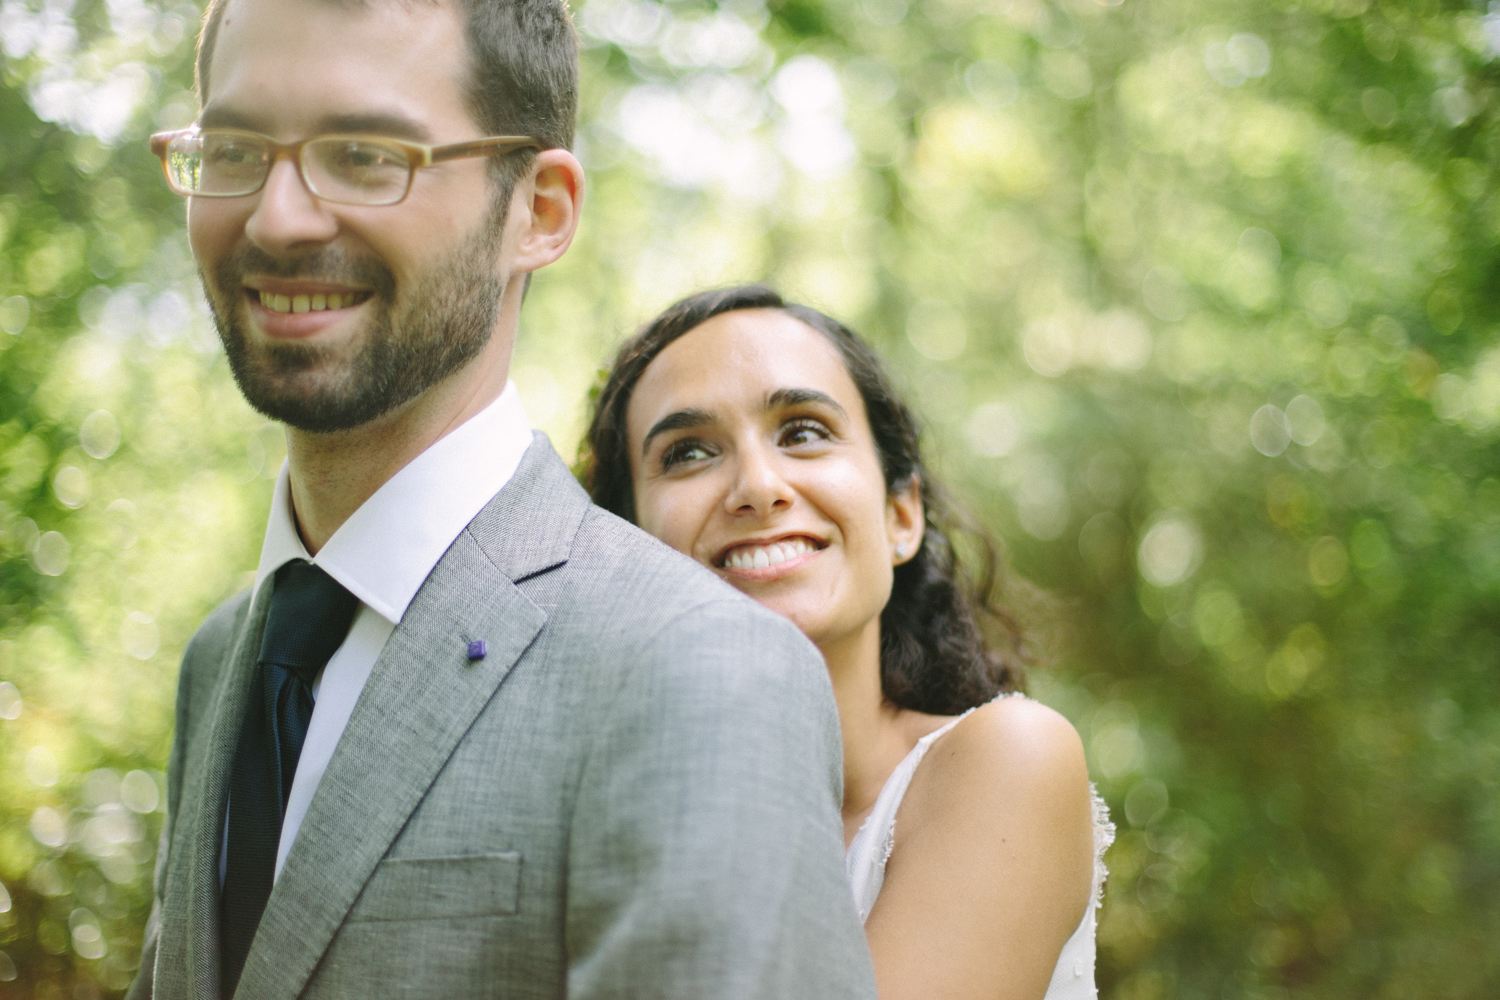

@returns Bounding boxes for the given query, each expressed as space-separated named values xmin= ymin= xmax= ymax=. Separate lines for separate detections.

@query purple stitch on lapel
xmin=467 ymin=640 xmax=487 ymax=661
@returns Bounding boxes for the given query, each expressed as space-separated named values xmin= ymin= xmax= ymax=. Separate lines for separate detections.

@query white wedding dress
xmin=844 ymin=694 xmax=1114 ymax=998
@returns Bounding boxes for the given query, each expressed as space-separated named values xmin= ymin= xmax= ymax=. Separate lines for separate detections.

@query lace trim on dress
xmin=1088 ymin=781 xmax=1115 ymax=909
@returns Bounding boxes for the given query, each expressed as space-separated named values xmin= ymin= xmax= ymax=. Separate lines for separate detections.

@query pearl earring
xmin=894 ymin=543 xmax=909 ymax=559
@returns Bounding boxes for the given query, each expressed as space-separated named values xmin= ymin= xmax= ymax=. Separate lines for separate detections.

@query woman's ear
xmin=887 ymin=476 xmax=925 ymax=565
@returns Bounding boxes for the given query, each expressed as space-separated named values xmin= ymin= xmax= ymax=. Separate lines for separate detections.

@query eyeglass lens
xmin=164 ymin=132 xmax=414 ymax=205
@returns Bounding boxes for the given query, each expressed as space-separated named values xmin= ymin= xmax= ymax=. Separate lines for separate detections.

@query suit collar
xmin=253 ymin=382 xmax=534 ymax=624
xmin=464 ymin=432 xmax=593 ymax=583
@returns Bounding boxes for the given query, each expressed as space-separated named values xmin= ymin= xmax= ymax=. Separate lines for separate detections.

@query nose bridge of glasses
xmin=259 ymin=149 xmax=322 ymax=207
xmin=212 ymin=134 xmax=304 ymax=196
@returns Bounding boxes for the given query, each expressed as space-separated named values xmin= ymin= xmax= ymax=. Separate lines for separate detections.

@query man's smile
xmin=243 ymin=279 xmax=375 ymax=315
xmin=252 ymin=289 xmax=374 ymax=313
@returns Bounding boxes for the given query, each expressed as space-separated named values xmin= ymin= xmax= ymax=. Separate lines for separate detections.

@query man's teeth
xmin=724 ymin=538 xmax=815 ymax=570
xmin=257 ymin=290 xmax=362 ymax=313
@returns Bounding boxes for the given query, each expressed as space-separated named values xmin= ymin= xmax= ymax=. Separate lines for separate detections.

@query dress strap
xmin=843 ymin=696 xmax=1017 ymax=922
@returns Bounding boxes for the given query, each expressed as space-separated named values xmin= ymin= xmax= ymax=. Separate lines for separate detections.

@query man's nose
xmin=243 ymin=157 xmax=340 ymax=254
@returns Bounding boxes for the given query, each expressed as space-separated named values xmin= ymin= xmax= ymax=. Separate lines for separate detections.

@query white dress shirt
xmin=226 ymin=382 xmax=533 ymax=882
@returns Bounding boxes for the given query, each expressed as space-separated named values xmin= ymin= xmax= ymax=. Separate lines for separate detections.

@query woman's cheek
xmin=649 ymin=485 xmax=712 ymax=561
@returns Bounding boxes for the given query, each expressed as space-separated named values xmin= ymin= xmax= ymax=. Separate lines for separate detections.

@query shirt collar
xmin=253 ymin=381 xmax=533 ymax=624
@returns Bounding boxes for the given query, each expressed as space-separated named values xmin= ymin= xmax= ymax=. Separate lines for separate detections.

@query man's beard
xmin=203 ymin=223 xmax=506 ymax=433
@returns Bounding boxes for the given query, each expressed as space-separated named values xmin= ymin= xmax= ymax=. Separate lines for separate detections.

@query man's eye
xmin=661 ymin=440 xmax=713 ymax=468
xmin=331 ymin=143 xmax=405 ymax=171
xmin=210 ymin=142 xmax=264 ymax=166
xmin=780 ymin=420 xmax=830 ymax=448
xmin=341 ymin=147 xmax=397 ymax=169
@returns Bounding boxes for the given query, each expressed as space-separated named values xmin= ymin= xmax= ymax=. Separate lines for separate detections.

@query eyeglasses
xmin=148 ymin=127 xmax=543 ymax=207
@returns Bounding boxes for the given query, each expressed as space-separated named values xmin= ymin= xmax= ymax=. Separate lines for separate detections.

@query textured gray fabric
xmin=128 ymin=434 xmax=876 ymax=1000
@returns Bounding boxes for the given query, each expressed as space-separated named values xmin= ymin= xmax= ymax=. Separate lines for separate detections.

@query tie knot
xmin=259 ymin=561 xmax=360 ymax=684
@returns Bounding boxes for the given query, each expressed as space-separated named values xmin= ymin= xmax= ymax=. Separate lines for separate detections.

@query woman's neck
xmin=821 ymin=622 xmax=938 ymax=845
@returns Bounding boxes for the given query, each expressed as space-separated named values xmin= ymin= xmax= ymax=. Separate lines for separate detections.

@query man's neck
xmin=285 ymin=283 xmax=522 ymax=555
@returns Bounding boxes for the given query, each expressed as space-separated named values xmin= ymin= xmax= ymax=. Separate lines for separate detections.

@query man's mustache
xmin=214 ymin=244 xmax=396 ymax=297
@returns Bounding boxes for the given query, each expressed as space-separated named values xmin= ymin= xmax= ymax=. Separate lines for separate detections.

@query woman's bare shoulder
xmin=870 ymin=695 xmax=1096 ymax=998
xmin=895 ymin=694 xmax=1093 ymax=863
xmin=930 ymin=696 xmax=1088 ymax=797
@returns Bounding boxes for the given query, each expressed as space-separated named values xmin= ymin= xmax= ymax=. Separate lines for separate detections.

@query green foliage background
xmin=2 ymin=0 xmax=1497 ymax=996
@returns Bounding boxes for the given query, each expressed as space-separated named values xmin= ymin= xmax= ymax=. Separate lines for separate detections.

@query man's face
xmin=191 ymin=0 xmax=511 ymax=432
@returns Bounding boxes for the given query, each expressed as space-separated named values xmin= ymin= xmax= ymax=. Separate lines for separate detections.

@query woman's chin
xmin=722 ymin=587 xmax=851 ymax=656
xmin=722 ymin=580 xmax=816 ymax=631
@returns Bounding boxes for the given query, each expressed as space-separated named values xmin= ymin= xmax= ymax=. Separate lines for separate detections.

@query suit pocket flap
xmin=350 ymin=852 xmax=522 ymax=922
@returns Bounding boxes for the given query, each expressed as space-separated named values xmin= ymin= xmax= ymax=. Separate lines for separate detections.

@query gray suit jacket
xmin=129 ymin=435 xmax=875 ymax=999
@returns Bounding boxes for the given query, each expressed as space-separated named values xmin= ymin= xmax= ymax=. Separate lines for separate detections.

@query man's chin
xmin=241 ymin=386 xmax=394 ymax=434
xmin=230 ymin=355 xmax=389 ymax=434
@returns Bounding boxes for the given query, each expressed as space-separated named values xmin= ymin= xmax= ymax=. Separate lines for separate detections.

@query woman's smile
xmin=715 ymin=534 xmax=826 ymax=579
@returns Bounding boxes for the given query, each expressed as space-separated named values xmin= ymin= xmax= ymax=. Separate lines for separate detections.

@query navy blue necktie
xmin=220 ymin=560 xmax=358 ymax=997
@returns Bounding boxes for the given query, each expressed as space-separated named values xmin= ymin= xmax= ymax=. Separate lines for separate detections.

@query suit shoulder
xmin=556 ymin=507 xmax=822 ymax=680
xmin=567 ymin=506 xmax=762 ymax=619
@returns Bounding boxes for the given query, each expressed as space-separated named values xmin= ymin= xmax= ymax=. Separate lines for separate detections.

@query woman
xmin=580 ymin=285 xmax=1112 ymax=999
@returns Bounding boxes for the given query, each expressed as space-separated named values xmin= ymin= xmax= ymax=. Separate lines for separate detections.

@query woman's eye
xmin=661 ymin=440 xmax=713 ymax=468
xmin=780 ymin=420 xmax=831 ymax=448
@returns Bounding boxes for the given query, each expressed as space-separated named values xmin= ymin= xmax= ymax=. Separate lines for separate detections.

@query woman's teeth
xmin=257 ymin=290 xmax=368 ymax=313
xmin=724 ymin=538 xmax=816 ymax=570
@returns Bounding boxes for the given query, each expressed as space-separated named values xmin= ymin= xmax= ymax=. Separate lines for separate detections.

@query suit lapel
xmin=156 ymin=583 xmax=273 ymax=1000
xmin=233 ymin=437 xmax=586 ymax=999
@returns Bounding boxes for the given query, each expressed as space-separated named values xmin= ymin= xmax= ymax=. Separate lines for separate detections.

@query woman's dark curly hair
xmin=578 ymin=284 xmax=1032 ymax=713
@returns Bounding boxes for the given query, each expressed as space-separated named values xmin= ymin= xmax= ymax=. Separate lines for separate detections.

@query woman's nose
xmin=724 ymin=447 xmax=793 ymax=517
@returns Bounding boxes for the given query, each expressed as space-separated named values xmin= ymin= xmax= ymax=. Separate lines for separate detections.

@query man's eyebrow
xmin=316 ymin=113 xmax=431 ymax=143
xmin=192 ymin=107 xmax=431 ymax=143
xmin=767 ymin=387 xmax=847 ymax=416
xmin=197 ymin=104 xmax=262 ymax=131
xmin=642 ymin=408 xmax=714 ymax=456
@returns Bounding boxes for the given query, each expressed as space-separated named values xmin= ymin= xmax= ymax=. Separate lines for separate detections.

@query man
xmin=128 ymin=0 xmax=875 ymax=996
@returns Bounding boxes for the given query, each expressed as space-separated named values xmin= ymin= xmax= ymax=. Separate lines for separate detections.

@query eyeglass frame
xmin=148 ymin=126 xmax=544 ymax=206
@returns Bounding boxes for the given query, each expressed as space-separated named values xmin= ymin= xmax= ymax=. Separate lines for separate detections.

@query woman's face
xmin=625 ymin=309 xmax=922 ymax=652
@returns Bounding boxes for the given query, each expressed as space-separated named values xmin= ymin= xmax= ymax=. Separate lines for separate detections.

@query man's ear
xmin=508 ymin=148 xmax=585 ymax=274
xmin=887 ymin=476 xmax=925 ymax=565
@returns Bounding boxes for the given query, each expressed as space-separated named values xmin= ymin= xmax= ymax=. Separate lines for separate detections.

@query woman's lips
xmin=715 ymin=536 xmax=825 ymax=581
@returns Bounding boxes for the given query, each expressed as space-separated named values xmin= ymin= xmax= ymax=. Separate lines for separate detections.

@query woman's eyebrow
xmin=766 ymin=387 xmax=846 ymax=416
xmin=642 ymin=408 xmax=714 ymax=456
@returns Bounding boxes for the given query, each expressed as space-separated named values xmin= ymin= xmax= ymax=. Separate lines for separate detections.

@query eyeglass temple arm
xmin=429 ymin=136 xmax=542 ymax=164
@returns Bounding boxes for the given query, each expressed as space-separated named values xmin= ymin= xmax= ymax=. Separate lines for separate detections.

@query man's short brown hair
xmin=194 ymin=0 xmax=577 ymax=156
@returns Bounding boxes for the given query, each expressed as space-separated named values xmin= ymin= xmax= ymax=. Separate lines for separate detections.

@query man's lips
xmin=244 ymin=285 xmax=374 ymax=315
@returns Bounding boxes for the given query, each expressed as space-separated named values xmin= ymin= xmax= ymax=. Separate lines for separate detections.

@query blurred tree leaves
xmin=1 ymin=0 xmax=268 ymax=993
xmin=3 ymin=0 xmax=1500 ymax=996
